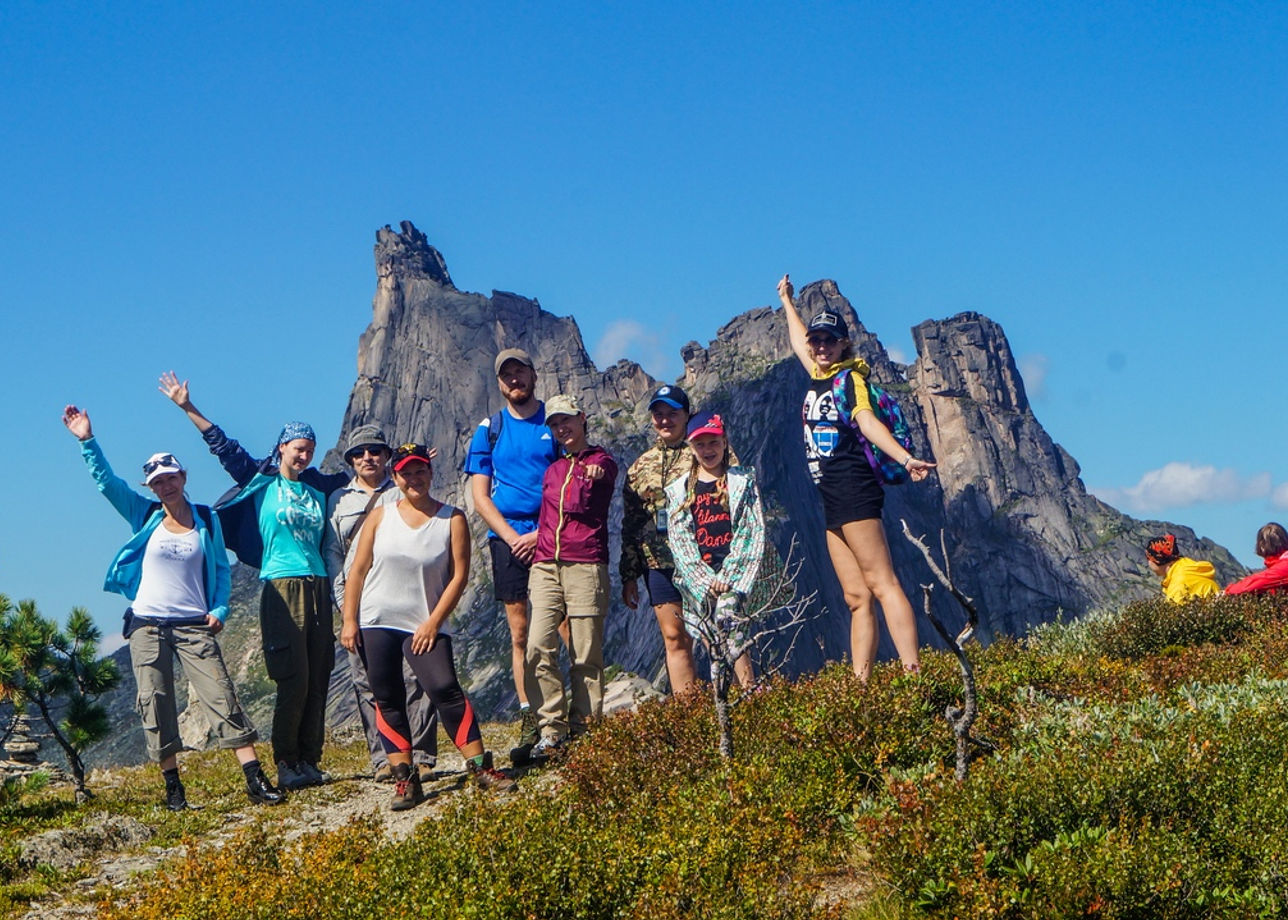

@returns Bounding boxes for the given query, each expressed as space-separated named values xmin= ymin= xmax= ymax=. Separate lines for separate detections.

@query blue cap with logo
xmin=648 ymin=384 xmax=690 ymax=413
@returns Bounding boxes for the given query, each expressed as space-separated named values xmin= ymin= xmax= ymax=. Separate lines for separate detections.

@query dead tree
xmin=900 ymin=521 xmax=988 ymax=780
xmin=691 ymin=535 xmax=817 ymax=760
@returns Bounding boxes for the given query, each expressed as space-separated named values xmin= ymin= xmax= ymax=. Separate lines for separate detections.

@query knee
xmin=842 ymin=589 xmax=873 ymax=614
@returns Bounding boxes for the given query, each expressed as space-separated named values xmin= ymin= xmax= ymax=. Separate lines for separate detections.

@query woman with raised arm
xmin=159 ymin=371 xmax=348 ymax=790
xmin=62 ymin=405 xmax=283 ymax=810
xmin=340 ymin=443 xmax=514 ymax=810
xmin=776 ymin=274 xmax=935 ymax=682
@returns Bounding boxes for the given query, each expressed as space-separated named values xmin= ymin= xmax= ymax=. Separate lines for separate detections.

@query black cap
xmin=807 ymin=310 xmax=849 ymax=339
xmin=391 ymin=442 xmax=433 ymax=471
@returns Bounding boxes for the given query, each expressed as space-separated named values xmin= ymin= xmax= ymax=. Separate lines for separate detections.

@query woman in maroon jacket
xmin=523 ymin=393 xmax=618 ymax=758
xmin=1226 ymin=523 xmax=1288 ymax=596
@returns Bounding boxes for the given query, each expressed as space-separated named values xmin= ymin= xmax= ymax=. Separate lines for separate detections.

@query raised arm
xmin=777 ymin=274 xmax=814 ymax=371
xmin=160 ymin=371 xmax=260 ymax=485
xmin=159 ymin=371 xmax=214 ymax=433
xmin=63 ymin=405 xmax=153 ymax=528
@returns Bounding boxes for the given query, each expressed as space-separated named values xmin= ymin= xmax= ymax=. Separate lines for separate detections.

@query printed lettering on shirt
xmin=155 ymin=534 xmax=198 ymax=562
xmin=693 ymin=487 xmax=733 ymax=566
xmin=275 ymin=480 xmax=322 ymax=546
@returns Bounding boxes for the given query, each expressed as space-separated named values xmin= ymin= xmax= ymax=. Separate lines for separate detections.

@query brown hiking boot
xmin=389 ymin=762 xmax=423 ymax=811
xmin=467 ymin=752 xmax=516 ymax=793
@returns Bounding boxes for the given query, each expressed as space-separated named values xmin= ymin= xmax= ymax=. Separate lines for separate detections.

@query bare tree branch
xmin=686 ymin=535 xmax=821 ymax=759
xmin=901 ymin=520 xmax=985 ymax=781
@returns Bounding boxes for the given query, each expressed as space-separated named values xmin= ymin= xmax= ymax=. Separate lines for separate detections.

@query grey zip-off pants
xmin=130 ymin=621 xmax=258 ymax=762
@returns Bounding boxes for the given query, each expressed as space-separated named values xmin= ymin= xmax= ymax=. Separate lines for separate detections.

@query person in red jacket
xmin=1225 ymin=523 xmax=1288 ymax=596
xmin=524 ymin=394 xmax=618 ymax=758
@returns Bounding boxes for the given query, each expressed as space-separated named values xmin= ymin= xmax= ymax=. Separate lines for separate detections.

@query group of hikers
xmin=69 ymin=272 xmax=1282 ymax=815
xmin=1146 ymin=527 xmax=1288 ymax=603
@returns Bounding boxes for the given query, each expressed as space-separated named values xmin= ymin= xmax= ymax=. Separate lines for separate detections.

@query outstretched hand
xmin=62 ymin=405 xmax=93 ymax=441
xmin=906 ymin=458 xmax=937 ymax=483
xmin=158 ymin=370 xmax=190 ymax=408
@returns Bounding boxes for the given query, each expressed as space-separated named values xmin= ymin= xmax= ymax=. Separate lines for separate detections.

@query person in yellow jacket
xmin=1145 ymin=533 xmax=1221 ymax=603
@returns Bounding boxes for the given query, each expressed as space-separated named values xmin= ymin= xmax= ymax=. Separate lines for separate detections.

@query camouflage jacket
xmin=620 ymin=439 xmax=692 ymax=583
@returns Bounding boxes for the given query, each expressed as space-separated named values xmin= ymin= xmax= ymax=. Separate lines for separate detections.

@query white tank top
xmin=132 ymin=524 xmax=207 ymax=619
xmin=358 ymin=502 xmax=456 ymax=635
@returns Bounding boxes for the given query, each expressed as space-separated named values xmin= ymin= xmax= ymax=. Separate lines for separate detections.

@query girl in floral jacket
xmin=665 ymin=412 xmax=763 ymax=689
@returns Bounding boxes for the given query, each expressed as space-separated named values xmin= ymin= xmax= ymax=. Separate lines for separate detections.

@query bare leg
xmin=504 ymin=600 xmax=530 ymax=705
xmin=825 ymin=528 xmax=878 ymax=681
xmin=732 ymin=652 xmax=755 ymax=690
xmin=653 ymin=601 xmax=697 ymax=694
xmin=838 ymin=519 xmax=921 ymax=675
xmin=232 ymin=745 xmax=258 ymax=766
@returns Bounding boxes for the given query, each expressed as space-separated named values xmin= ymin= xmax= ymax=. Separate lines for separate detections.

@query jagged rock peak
xmin=913 ymin=311 xmax=1029 ymax=413
xmin=375 ymin=220 xmax=454 ymax=289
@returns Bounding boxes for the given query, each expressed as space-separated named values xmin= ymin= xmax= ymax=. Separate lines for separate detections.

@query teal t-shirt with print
xmin=258 ymin=475 xmax=327 ymax=579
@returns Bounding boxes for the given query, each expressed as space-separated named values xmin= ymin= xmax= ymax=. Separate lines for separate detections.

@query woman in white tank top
xmin=341 ymin=443 xmax=515 ymax=809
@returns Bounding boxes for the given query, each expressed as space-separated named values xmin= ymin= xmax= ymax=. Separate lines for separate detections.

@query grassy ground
xmin=6 ymin=593 xmax=1288 ymax=919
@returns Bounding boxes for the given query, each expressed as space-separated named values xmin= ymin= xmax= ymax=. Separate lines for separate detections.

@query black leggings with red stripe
xmin=359 ymin=628 xmax=480 ymax=754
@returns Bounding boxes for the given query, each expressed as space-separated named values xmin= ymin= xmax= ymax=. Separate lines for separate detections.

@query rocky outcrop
xmin=81 ymin=221 xmax=1245 ymax=766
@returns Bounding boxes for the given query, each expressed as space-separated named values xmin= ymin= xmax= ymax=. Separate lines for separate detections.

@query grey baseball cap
xmin=494 ymin=348 xmax=535 ymax=376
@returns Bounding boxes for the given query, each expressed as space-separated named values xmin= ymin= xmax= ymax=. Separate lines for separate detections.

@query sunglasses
xmin=348 ymin=445 xmax=389 ymax=458
xmin=142 ymin=454 xmax=179 ymax=476
xmin=807 ymin=334 xmax=839 ymax=347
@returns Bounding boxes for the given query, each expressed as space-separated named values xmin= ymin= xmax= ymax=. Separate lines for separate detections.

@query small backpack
xmin=831 ymin=368 xmax=915 ymax=485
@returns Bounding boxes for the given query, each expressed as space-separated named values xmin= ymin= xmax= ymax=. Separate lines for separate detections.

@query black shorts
xmin=489 ymin=536 xmax=533 ymax=602
xmin=818 ymin=472 xmax=885 ymax=530
xmin=645 ymin=568 xmax=682 ymax=606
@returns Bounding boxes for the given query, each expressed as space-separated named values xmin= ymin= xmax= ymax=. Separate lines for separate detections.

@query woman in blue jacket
xmin=63 ymin=405 xmax=282 ymax=811
xmin=160 ymin=372 xmax=348 ymax=791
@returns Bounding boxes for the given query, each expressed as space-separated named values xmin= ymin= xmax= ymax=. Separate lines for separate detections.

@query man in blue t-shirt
xmin=463 ymin=347 xmax=561 ymax=764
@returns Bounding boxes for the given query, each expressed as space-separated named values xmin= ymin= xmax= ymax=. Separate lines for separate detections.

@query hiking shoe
xmin=373 ymin=762 xmax=394 ymax=784
xmin=467 ymin=752 xmax=517 ymax=792
xmin=298 ymin=762 xmax=333 ymax=786
xmin=164 ymin=779 xmax=189 ymax=812
xmin=246 ymin=769 xmax=286 ymax=806
xmin=389 ymin=763 xmax=423 ymax=812
xmin=276 ymin=761 xmax=311 ymax=791
xmin=416 ymin=761 xmax=436 ymax=785
xmin=530 ymin=734 xmax=564 ymax=762
xmin=510 ymin=708 xmax=540 ymax=765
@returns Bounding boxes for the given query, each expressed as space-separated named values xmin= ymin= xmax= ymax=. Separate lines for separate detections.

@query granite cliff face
xmin=84 ymin=220 xmax=1245 ymax=764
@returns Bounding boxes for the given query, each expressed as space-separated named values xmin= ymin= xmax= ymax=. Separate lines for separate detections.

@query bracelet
xmin=903 ymin=455 xmax=915 ymax=469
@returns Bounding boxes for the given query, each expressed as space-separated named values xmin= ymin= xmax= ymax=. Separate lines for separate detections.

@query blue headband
xmin=277 ymin=421 xmax=316 ymax=447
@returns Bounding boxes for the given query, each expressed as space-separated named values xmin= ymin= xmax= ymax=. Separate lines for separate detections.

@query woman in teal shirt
xmin=161 ymin=371 xmax=348 ymax=791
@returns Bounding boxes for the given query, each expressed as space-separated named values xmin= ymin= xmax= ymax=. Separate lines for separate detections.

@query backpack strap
xmin=486 ymin=408 xmax=506 ymax=451
xmin=830 ymin=368 xmax=859 ymax=430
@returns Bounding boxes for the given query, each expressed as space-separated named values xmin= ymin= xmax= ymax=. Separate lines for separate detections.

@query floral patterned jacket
xmin=664 ymin=465 xmax=765 ymax=619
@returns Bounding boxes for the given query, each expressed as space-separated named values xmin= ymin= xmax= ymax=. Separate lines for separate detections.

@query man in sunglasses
xmin=323 ymin=426 xmax=438 ymax=784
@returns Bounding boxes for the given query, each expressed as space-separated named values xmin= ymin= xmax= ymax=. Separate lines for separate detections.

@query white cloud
xmin=1018 ymin=353 xmax=1049 ymax=400
xmin=1091 ymin=462 xmax=1273 ymax=513
xmin=886 ymin=346 xmax=908 ymax=365
xmin=1273 ymin=482 xmax=1288 ymax=510
xmin=593 ymin=320 xmax=670 ymax=375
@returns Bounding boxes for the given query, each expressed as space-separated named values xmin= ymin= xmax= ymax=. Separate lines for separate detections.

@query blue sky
xmin=4 ymin=1 xmax=1285 ymax=642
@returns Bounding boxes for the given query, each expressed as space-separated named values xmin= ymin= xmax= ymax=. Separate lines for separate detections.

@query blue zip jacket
xmin=202 ymin=424 xmax=349 ymax=569
xmin=79 ymin=437 xmax=231 ymax=623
